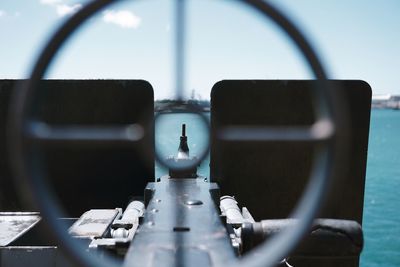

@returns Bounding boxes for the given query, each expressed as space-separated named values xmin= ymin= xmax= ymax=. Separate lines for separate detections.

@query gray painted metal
xmin=210 ymin=80 xmax=371 ymax=224
xmin=1 ymin=246 xmax=57 ymax=267
xmin=69 ymin=209 xmax=121 ymax=239
xmin=0 ymin=212 xmax=41 ymax=246
xmin=111 ymin=201 xmax=144 ymax=239
xmin=220 ymin=196 xmax=254 ymax=226
xmin=0 ymin=246 xmax=73 ymax=267
xmin=89 ymin=201 xmax=144 ymax=249
xmin=123 ymin=178 xmax=236 ymax=267
xmin=241 ymin=218 xmax=363 ymax=266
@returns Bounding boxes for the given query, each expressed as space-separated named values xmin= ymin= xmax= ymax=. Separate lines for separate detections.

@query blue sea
xmin=361 ymin=109 xmax=400 ymax=267
xmin=155 ymin=110 xmax=400 ymax=266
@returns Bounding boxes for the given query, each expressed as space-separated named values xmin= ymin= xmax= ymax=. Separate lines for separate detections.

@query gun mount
xmin=0 ymin=1 xmax=372 ymax=267
xmin=0 ymin=78 xmax=371 ymax=267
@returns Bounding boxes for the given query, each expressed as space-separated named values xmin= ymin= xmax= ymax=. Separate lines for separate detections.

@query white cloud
xmin=40 ymin=0 xmax=62 ymax=5
xmin=103 ymin=10 xmax=141 ymax=29
xmin=0 ymin=10 xmax=6 ymax=17
xmin=56 ymin=3 xmax=82 ymax=17
xmin=40 ymin=0 xmax=81 ymax=17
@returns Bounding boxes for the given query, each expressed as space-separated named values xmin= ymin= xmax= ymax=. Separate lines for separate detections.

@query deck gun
xmin=0 ymin=0 xmax=371 ymax=266
xmin=0 ymin=79 xmax=370 ymax=267
xmin=66 ymin=122 xmax=364 ymax=267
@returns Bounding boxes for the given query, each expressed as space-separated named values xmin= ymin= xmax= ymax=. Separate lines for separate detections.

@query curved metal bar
xmin=154 ymin=108 xmax=210 ymax=172
xmin=9 ymin=1 xmax=124 ymax=267
xmin=227 ymin=1 xmax=348 ymax=267
xmin=7 ymin=1 xmax=349 ymax=267
xmin=175 ymin=0 xmax=186 ymax=100
xmin=26 ymin=122 xmax=145 ymax=145
xmin=217 ymin=119 xmax=335 ymax=142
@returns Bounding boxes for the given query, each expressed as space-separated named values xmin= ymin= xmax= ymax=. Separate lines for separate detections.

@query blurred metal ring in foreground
xmin=7 ymin=0 xmax=348 ymax=267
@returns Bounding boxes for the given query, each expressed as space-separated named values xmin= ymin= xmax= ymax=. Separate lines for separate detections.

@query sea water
xmin=155 ymin=110 xmax=400 ymax=266
xmin=361 ymin=109 xmax=400 ymax=267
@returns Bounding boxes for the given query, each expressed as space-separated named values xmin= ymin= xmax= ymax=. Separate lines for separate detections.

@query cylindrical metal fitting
xmin=121 ymin=200 xmax=145 ymax=221
xmin=111 ymin=201 xmax=144 ymax=238
xmin=220 ymin=196 xmax=245 ymax=225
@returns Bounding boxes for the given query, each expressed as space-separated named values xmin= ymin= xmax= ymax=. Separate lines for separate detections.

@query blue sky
xmin=0 ymin=0 xmax=399 ymax=99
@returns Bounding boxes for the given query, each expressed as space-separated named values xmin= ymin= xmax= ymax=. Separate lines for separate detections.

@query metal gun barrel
xmin=241 ymin=219 xmax=363 ymax=255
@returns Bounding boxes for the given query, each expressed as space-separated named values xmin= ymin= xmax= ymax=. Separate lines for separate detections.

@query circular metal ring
xmin=7 ymin=1 xmax=348 ymax=267
xmin=154 ymin=103 xmax=210 ymax=173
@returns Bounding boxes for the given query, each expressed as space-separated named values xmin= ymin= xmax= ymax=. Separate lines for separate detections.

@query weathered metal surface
xmin=210 ymin=80 xmax=371 ymax=224
xmin=1 ymin=246 xmax=57 ymax=267
xmin=111 ymin=200 xmax=144 ymax=238
xmin=0 ymin=246 xmax=72 ymax=267
xmin=220 ymin=196 xmax=254 ymax=226
xmin=89 ymin=201 xmax=144 ymax=250
xmin=69 ymin=209 xmax=121 ymax=238
xmin=0 ymin=79 xmax=155 ymax=215
xmin=241 ymin=218 xmax=363 ymax=267
xmin=0 ymin=212 xmax=41 ymax=246
xmin=123 ymin=178 xmax=235 ymax=267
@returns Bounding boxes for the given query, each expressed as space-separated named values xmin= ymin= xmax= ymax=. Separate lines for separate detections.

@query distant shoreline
xmin=155 ymin=99 xmax=210 ymax=112
xmin=372 ymin=95 xmax=400 ymax=110
xmin=155 ymin=99 xmax=400 ymax=112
